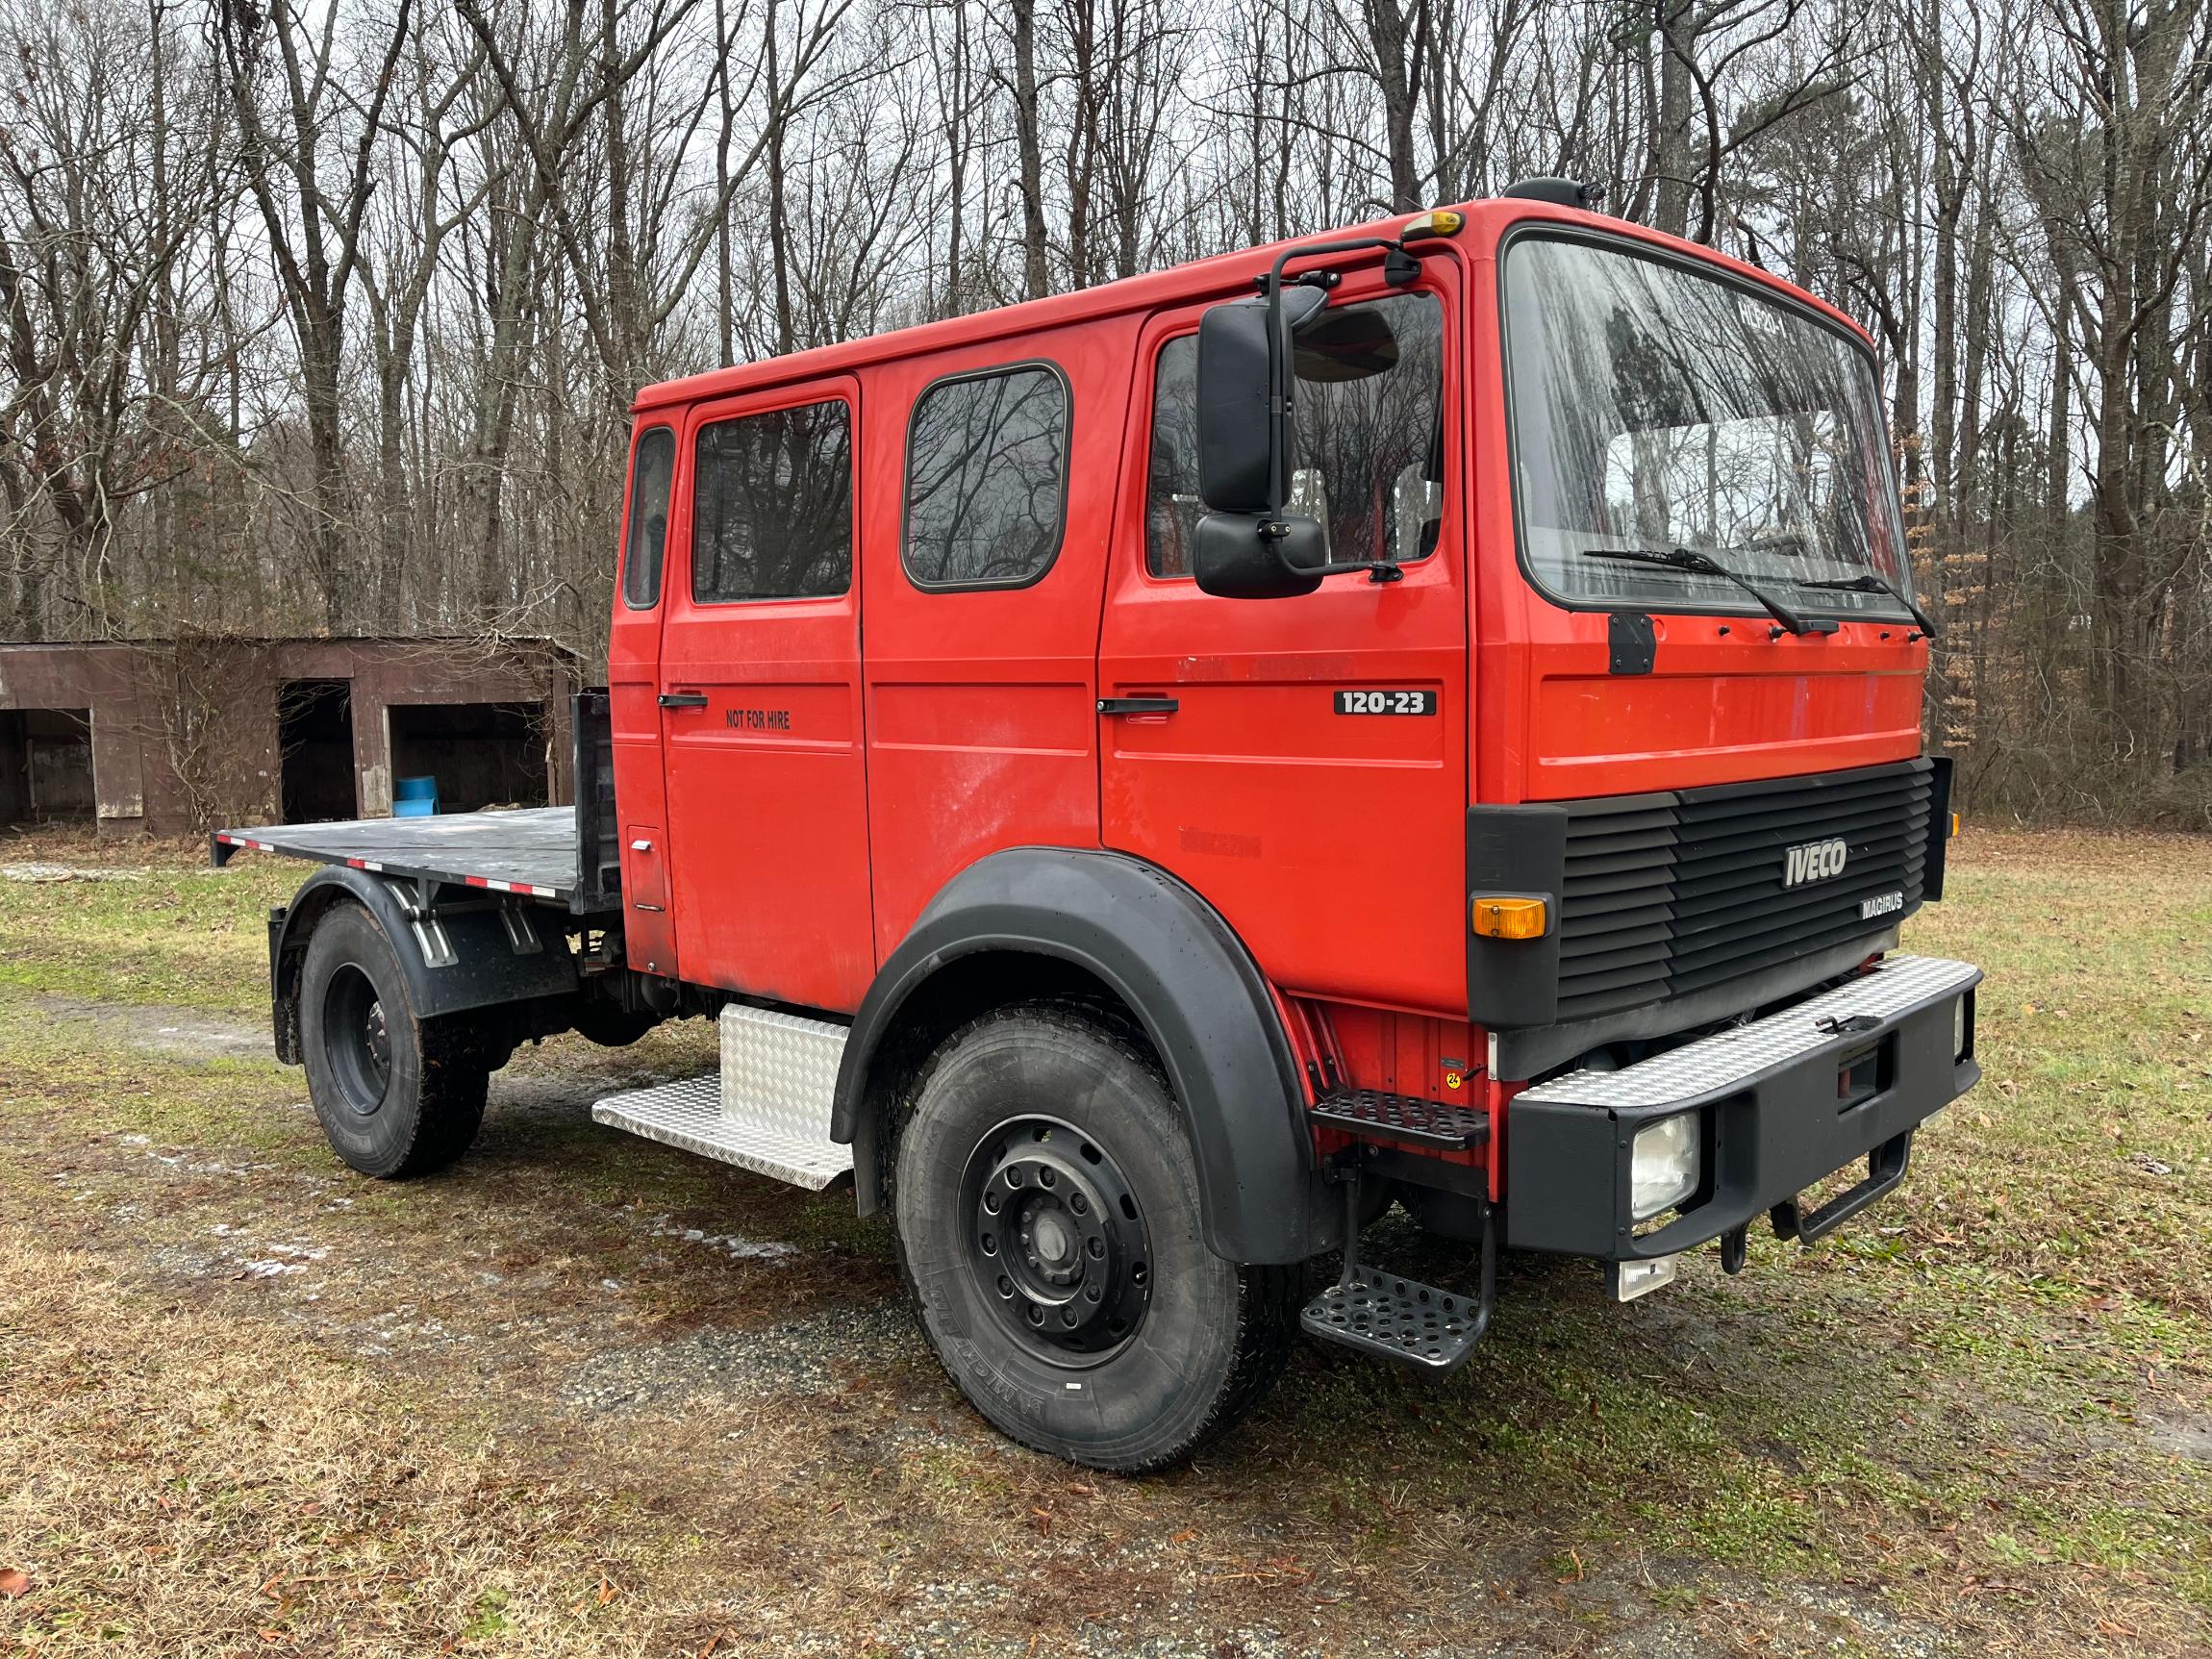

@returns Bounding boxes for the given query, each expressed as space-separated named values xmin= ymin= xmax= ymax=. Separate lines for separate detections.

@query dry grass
xmin=1 ymin=825 xmax=2208 ymax=1656
xmin=0 ymin=1230 xmax=668 ymax=1656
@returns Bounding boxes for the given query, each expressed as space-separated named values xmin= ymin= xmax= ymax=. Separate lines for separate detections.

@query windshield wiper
xmin=1576 ymin=544 xmax=1825 ymax=636
xmin=1795 ymin=573 xmax=1939 ymax=638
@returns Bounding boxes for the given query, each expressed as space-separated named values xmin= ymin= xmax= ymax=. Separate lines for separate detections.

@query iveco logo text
xmin=1783 ymin=837 xmax=1849 ymax=888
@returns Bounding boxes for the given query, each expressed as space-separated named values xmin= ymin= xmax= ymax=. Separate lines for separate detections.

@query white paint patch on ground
xmin=646 ymin=1213 xmax=800 ymax=1262
xmin=0 ymin=863 xmax=149 ymax=882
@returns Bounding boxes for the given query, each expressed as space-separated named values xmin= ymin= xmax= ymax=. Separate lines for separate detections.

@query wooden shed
xmin=0 ymin=638 xmax=580 ymax=837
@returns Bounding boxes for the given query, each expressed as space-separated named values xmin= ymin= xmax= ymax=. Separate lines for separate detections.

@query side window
xmin=1144 ymin=290 xmax=1445 ymax=578
xmin=620 ymin=425 xmax=675 ymax=608
xmin=691 ymin=399 xmax=853 ymax=602
xmin=903 ymin=364 xmax=1069 ymax=589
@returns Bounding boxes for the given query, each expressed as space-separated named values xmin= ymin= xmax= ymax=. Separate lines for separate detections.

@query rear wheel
xmin=892 ymin=1004 xmax=1298 ymax=1472
xmin=300 ymin=903 xmax=489 ymax=1178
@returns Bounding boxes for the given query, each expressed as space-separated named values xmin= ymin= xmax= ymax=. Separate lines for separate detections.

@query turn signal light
xmin=1401 ymin=210 xmax=1465 ymax=241
xmin=1949 ymin=811 xmax=1961 ymax=839
xmin=1471 ymin=896 xmax=1547 ymax=940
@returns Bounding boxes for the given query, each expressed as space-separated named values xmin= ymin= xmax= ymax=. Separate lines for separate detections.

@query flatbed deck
xmin=213 ymin=807 xmax=583 ymax=908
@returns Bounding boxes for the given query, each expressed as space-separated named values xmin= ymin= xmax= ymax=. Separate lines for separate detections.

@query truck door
xmin=607 ymin=422 xmax=680 ymax=977
xmin=1097 ymin=273 xmax=1470 ymax=1017
xmin=658 ymin=378 xmax=876 ymax=1010
xmin=861 ymin=340 xmax=1122 ymax=953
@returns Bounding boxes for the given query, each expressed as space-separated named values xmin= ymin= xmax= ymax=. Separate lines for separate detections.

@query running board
xmin=591 ymin=1005 xmax=853 ymax=1190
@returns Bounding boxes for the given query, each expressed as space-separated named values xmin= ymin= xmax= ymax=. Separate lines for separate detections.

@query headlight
xmin=1953 ymin=995 xmax=1970 ymax=1061
xmin=1630 ymin=1112 xmax=1700 ymax=1219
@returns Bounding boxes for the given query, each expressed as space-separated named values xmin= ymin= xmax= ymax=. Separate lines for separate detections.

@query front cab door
xmin=1097 ymin=267 xmax=1470 ymax=1016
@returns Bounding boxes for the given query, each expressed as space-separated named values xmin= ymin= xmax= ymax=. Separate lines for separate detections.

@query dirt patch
xmin=28 ymin=990 xmax=270 ymax=1058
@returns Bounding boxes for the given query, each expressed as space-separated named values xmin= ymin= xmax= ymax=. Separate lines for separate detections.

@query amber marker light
xmin=1400 ymin=210 xmax=1465 ymax=241
xmin=1471 ymin=896 xmax=1547 ymax=940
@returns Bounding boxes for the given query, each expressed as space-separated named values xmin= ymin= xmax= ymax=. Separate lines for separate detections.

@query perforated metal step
xmin=1308 ymin=1089 xmax=1489 ymax=1150
xmin=591 ymin=1004 xmax=853 ymax=1190
xmin=1301 ymin=1270 xmax=1483 ymax=1372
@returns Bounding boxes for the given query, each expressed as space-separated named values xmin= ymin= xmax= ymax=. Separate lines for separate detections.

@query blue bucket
xmin=393 ymin=775 xmax=438 ymax=816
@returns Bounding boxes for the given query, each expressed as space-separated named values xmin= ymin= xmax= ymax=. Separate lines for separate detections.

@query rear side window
xmin=903 ymin=364 xmax=1069 ymax=589
xmin=620 ymin=426 xmax=675 ymax=608
xmin=691 ymin=399 xmax=853 ymax=602
xmin=1145 ymin=291 xmax=1445 ymax=577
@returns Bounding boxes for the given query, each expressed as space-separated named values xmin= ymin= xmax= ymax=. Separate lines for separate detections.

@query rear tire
xmin=300 ymin=903 xmax=489 ymax=1178
xmin=892 ymin=1003 xmax=1298 ymax=1472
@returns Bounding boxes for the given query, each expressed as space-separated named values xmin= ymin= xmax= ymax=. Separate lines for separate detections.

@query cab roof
xmin=630 ymin=198 xmax=1876 ymax=416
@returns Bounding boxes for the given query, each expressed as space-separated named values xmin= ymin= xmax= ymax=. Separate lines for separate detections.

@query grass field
xmin=1 ymin=827 xmax=2207 ymax=1656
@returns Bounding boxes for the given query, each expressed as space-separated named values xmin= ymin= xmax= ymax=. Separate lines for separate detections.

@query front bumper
xmin=1504 ymin=954 xmax=1981 ymax=1260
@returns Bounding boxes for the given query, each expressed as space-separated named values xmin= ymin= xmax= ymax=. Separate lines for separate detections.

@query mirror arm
xmin=1254 ymin=515 xmax=1405 ymax=585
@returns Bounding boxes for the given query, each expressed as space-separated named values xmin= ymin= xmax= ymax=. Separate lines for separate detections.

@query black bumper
xmin=1505 ymin=968 xmax=1980 ymax=1261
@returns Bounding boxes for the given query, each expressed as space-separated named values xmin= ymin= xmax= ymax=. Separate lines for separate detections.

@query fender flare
xmin=268 ymin=867 xmax=578 ymax=1062
xmin=830 ymin=846 xmax=1332 ymax=1265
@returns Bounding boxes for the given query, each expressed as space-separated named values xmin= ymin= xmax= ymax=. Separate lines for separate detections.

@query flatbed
xmin=213 ymin=807 xmax=583 ymax=908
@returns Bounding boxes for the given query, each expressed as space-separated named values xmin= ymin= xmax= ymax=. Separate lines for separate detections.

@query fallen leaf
xmin=0 ymin=1568 xmax=28 ymax=1598
xmin=596 ymin=1578 xmax=617 ymax=1608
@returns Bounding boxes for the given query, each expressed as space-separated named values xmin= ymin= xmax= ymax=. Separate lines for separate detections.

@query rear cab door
xmin=608 ymin=420 xmax=680 ymax=975
xmin=657 ymin=376 xmax=876 ymax=1009
xmin=860 ymin=324 xmax=1132 ymax=953
xmin=1097 ymin=254 xmax=1472 ymax=1016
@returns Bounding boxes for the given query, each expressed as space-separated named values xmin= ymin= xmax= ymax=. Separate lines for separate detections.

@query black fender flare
xmin=830 ymin=846 xmax=1333 ymax=1265
xmin=268 ymin=867 xmax=578 ymax=1063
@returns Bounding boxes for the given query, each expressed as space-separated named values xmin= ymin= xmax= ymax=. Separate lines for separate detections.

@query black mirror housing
xmin=1195 ymin=287 xmax=1327 ymax=514
xmin=1193 ymin=512 xmax=1328 ymax=599
xmin=1195 ymin=298 xmax=1274 ymax=512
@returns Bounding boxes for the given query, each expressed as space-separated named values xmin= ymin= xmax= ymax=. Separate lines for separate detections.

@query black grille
xmin=1556 ymin=760 xmax=1934 ymax=1022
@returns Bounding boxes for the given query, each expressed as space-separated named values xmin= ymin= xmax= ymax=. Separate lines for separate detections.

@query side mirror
xmin=1194 ymin=287 xmax=1323 ymax=513
xmin=1193 ymin=512 xmax=1328 ymax=599
xmin=1194 ymin=287 xmax=1335 ymax=598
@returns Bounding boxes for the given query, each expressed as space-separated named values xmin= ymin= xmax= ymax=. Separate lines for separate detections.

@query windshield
xmin=1502 ymin=236 xmax=1913 ymax=619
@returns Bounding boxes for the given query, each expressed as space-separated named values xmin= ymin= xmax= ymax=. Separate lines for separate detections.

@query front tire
xmin=892 ymin=1004 xmax=1298 ymax=1472
xmin=299 ymin=903 xmax=489 ymax=1178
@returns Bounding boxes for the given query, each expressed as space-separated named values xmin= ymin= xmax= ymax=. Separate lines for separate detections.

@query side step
xmin=1308 ymin=1088 xmax=1489 ymax=1150
xmin=1305 ymin=1269 xmax=1487 ymax=1370
xmin=591 ymin=1005 xmax=853 ymax=1190
xmin=1298 ymin=1173 xmax=1496 ymax=1374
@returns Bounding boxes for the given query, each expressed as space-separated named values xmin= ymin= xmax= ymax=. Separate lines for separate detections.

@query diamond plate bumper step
xmin=1517 ymin=954 xmax=1981 ymax=1113
xmin=1308 ymin=1089 xmax=1489 ymax=1150
xmin=591 ymin=1005 xmax=853 ymax=1190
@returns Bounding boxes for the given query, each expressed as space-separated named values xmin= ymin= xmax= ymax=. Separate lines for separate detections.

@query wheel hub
xmin=964 ymin=1118 xmax=1152 ymax=1364
xmin=322 ymin=964 xmax=392 ymax=1118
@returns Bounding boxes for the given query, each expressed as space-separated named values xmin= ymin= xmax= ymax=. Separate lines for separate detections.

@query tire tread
xmin=892 ymin=999 xmax=1297 ymax=1472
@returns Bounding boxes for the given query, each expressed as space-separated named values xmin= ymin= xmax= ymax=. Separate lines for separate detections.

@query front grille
xmin=1555 ymin=760 xmax=1934 ymax=1023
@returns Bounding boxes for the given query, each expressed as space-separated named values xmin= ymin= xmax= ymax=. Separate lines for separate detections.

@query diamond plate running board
xmin=591 ymin=1005 xmax=853 ymax=1190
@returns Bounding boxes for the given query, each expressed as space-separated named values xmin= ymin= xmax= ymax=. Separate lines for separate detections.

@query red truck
xmin=217 ymin=183 xmax=1982 ymax=1472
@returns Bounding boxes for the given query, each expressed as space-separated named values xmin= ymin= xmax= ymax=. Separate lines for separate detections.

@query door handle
xmin=1097 ymin=696 xmax=1179 ymax=716
xmin=658 ymin=691 xmax=709 ymax=710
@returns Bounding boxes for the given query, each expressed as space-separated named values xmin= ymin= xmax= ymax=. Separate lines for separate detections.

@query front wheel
xmin=299 ymin=903 xmax=490 ymax=1178
xmin=892 ymin=1004 xmax=1298 ymax=1472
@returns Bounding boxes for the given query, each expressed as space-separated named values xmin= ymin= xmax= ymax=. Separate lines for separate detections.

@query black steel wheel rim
xmin=960 ymin=1116 xmax=1153 ymax=1367
xmin=323 ymin=964 xmax=391 ymax=1118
